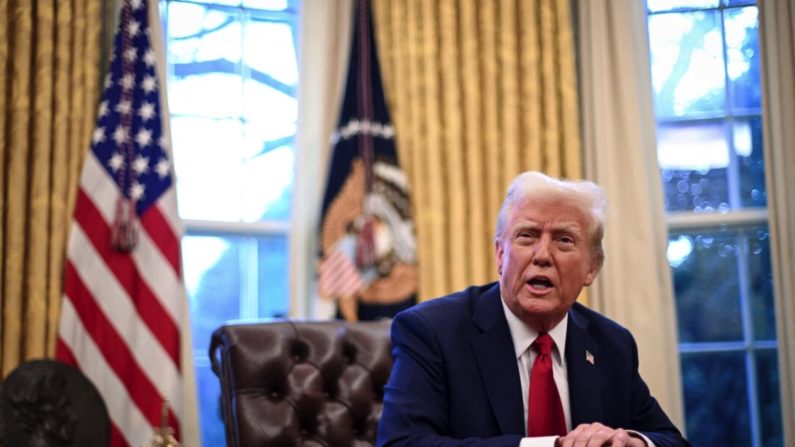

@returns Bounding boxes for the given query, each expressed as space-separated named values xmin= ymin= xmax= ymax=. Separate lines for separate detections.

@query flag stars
xmin=130 ymin=0 xmax=143 ymax=10
xmin=127 ymin=19 xmax=140 ymax=37
xmin=144 ymin=49 xmax=156 ymax=67
xmin=155 ymin=158 xmax=170 ymax=178
xmin=138 ymin=102 xmax=155 ymax=121
xmin=120 ymin=73 xmax=135 ymax=91
xmin=132 ymin=155 xmax=150 ymax=175
xmin=124 ymin=47 xmax=137 ymax=63
xmin=130 ymin=181 xmax=145 ymax=201
xmin=104 ymin=73 xmax=113 ymax=89
xmin=92 ymin=127 xmax=106 ymax=145
xmin=135 ymin=128 xmax=153 ymax=147
xmin=141 ymin=75 xmax=157 ymax=93
xmin=113 ymin=125 xmax=129 ymax=145
xmin=115 ymin=99 xmax=133 ymax=116
xmin=98 ymin=100 xmax=109 ymax=117
xmin=108 ymin=152 xmax=125 ymax=171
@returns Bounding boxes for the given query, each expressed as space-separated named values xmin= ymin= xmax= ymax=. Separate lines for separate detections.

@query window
xmin=645 ymin=0 xmax=783 ymax=445
xmin=160 ymin=0 xmax=301 ymax=443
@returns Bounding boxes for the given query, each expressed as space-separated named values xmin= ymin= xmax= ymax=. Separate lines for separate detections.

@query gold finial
xmin=143 ymin=399 xmax=180 ymax=447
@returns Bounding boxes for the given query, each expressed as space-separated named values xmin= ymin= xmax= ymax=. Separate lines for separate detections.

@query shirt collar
xmin=500 ymin=296 xmax=568 ymax=360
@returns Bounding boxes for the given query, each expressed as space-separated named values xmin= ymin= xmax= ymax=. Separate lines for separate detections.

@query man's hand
xmin=554 ymin=423 xmax=647 ymax=447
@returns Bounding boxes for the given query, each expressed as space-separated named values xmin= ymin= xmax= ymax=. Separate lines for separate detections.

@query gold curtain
xmin=0 ymin=0 xmax=106 ymax=376
xmin=373 ymin=0 xmax=582 ymax=300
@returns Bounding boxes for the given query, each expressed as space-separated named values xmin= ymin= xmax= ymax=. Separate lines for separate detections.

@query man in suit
xmin=376 ymin=171 xmax=689 ymax=447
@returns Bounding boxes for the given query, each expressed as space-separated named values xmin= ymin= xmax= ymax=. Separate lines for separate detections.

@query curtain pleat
xmin=557 ymin=0 xmax=580 ymax=177
xmin=1 ymin=0 xmax=103 ymax=376
xmin=478 ymin=0 xmax=501 ymax=264
xmin=520 ymin=1 xmax=541 ymax=171
xmin=28 ymin=0 xmax=57 ymax=361
xmin=459 ymin=2 xmax=487 ymax=286
xmin=374 ymin=0 xmax=582 ymax=300
xmin=3 ymin=0 xmax=36 ymax=373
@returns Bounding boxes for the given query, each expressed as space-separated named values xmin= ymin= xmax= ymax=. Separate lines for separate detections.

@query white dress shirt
xmin=500 ymin=298 xmax=655 ymax=447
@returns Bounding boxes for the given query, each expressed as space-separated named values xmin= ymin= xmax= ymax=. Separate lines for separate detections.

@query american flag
xmin=55 ymin=0 xmax=188 ymax=445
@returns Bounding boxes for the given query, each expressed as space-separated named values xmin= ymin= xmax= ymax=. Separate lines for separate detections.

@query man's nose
xmin=532 ymin=237 xmax=552 ymax=266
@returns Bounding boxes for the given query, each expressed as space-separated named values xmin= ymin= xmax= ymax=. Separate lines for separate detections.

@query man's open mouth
xmin=528 ymin=276 xmax=553 ymax=290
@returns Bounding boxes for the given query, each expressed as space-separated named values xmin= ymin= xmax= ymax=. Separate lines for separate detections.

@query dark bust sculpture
xmin=0 ymin=359 xmax=110 ymax=447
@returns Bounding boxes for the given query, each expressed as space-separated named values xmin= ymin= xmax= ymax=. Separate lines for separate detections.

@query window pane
xmin=725 ymin=7 xmax=761 ymax=111
xmin=195 ymin=363 xmax=225 ymax=446
xmin=241 ymin=138 xmax=293 ymax=221
xmin=756 ymin=349 xmax=784 ymax=446
xmin=658 ymin=122 xmax=729 ymax=212
xmin=171 ymin=116 xmax=247 ymax=221
xmin=184 ymin=234 xmax=291 ymax=348
xmin=746 ymin=227 xmax=775 ymax=340
xmin=244 ymin=20 xmax=298 ymax=88
xmin=646 ymin=0 xmax=719 ymax=13
xmin=258 ymin=235 xmax=289 ymax=317
xmin=167 ymin=4 xmax=242 ymax=117
xmin=681 ymin=352 xmax=750 ymax=445
xmin=242 ymin=78 xmax=297 ymax=123
xmin=735 ymin=117 xmax=766 ymax=208
xmin=648 ymin=11 xmax=726 ymax=118
xmin=183 ymin=235 xmax=243 ymax=352
xmin=668 ymin=230 xmax=743 ymax=342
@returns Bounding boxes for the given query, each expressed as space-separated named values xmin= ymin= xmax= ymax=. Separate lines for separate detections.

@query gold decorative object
xmin=142 ymin=400 xmax=180 ymax=447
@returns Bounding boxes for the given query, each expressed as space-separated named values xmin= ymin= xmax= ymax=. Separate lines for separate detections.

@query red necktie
xmin=527 ymin=333 xmax=567 ymax=437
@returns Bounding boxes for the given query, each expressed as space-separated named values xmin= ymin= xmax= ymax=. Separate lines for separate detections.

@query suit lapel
xmin=565 ymin=304 xmax=604 ymax=426
xmin=471 ymin=285 xmax=525 ymax=436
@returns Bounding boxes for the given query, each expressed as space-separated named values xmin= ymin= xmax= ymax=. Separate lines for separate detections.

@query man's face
xmin=495 ymin=196 xmax=600 ymax=332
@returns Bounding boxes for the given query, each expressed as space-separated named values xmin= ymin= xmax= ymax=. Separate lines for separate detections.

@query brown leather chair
xmin=209 ymin=319 xmax=393 ymax=447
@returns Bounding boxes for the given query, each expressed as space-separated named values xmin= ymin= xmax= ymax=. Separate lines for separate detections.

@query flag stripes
xmin=140 ymin=206 xmax=181 ymax=273
xmin=72 ymin=188 xmax=181 ymax=365
xmin=57 ymin=301 xmax=153 ymax=446
xmin=79 ymin=155 xmax=184 ymax=325
xmin=63 ymin=260 xmax=180 ymax=423
xmin=318 ymin=249 xmax=364 ymax=298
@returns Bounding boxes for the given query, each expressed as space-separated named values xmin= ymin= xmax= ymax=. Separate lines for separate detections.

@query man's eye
xmin=559 ymin=236 xmax=575 ymax=244
xmin=516 ymin=232 xmax=534 ymax=241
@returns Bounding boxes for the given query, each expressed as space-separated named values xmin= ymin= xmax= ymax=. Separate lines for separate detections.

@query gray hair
xmin=494 ymin=171 xmax=607 ymax=267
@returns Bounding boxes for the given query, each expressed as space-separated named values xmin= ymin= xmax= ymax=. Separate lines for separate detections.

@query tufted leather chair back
xmin=209 ymin=319 xmax=393 ymax=447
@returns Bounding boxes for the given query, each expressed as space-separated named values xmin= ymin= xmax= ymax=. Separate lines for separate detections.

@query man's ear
xmin=583 ymin=253 xmax=603 ymax=286
xmin=495 ymin=240 xmax=504 ymax=276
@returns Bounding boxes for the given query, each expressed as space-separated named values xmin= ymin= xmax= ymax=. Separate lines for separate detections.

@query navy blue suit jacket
xmin=376 ymin=282 xmax=689 ymax=447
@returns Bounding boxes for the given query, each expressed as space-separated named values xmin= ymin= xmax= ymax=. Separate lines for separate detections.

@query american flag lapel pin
xmin=585 ymin=350 xmax=595 ymax=365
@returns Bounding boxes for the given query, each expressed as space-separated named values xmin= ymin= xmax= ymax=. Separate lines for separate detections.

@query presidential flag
xmin=318 ymin=0 xmax=417 ymax=321
xmin=55 ymin=0 xmax=189 ymax=445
